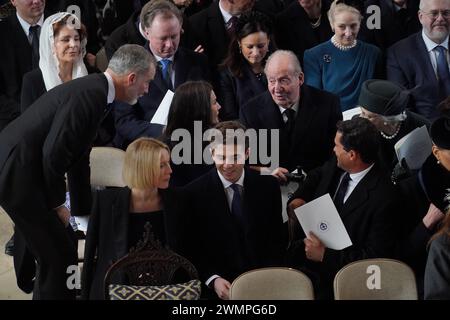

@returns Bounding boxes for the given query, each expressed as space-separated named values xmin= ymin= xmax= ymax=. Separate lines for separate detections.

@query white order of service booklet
xmin=150 ymin=89 xmax=174 ymax=125
xmin=294 ymin=194 xmax=352 ymax=250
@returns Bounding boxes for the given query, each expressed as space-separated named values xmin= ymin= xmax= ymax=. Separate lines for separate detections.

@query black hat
xmin=431 ymin=110 xmax=450 ymax=149
xmin=358 ymin=79 xmax=410 ymax=116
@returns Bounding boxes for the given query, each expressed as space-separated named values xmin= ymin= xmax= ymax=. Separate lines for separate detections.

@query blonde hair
xmin=327 ymin=0 xmax=363 ymax=26
xmin=122 ymin=137 xmax=170 ymax=189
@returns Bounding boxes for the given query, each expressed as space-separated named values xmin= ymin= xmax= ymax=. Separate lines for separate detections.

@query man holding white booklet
xmin=287 ymin=117 xmax=400 ymax=299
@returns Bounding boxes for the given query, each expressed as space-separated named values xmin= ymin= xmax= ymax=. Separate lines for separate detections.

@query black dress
xmin=128 ymin=210 xmax=165 ymax=249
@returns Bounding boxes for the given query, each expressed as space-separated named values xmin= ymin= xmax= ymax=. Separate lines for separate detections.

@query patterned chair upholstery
xmin=104 ymin=223 xmax=200 ymax=300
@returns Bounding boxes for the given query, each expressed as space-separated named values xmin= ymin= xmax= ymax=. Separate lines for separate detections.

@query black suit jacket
xmin=387 ymin=32 xmax=445 ymax=120
xmin=113 ymin=46 xmax=211 ymax=149
xmin=0 ymin=14 xmax=33 ymax=130
xmin=0 ymin=73 xmax=108 ymax=215
xmin=183 ymin=168 xmax=286 ymax=286
xmin=217 ymin=64 xmax=267 ymax=120
xmin=81 ymin=187 xmax=182 ymax=300
xmin=274 ymin=0 xmax=332 ymax=66
xmin=360 ymin=0 xmax=420 ymax=53
xmin=291 ymin=158 xmax=399 ymax=298
xmin=240 ymin=85 xmax=342 ymax=171
xmin=189 ymin=2 xmax=230 ymax=73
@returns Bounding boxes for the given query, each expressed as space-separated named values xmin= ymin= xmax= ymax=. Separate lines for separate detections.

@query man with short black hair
xmin=288 ymin=117 xmax=399 ymax=299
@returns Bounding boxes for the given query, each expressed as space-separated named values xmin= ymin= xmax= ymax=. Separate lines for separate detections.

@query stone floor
xmin=0 ymin=207 xmax=31 ymax=300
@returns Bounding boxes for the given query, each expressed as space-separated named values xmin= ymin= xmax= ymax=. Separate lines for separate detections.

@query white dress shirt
xmin=334 ymin=163 xmax=375 ymax=204
xmin=104 ymin=71 xmax=116 ymax=104
xmin=16 ymin=12 xmax=44 ymax=41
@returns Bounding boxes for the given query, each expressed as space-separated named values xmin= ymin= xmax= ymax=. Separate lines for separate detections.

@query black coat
xmin=240 ymin=85 xmax=342 ymax=171
xmin=387 ymin=32 xmax=448 ymax=120
xmin=397 ymin=155 xmax=450 ymax=294
xmin=274 ymin=0 xmax=333 ymax=66
xmin=113 ymin=46 xmax=211 ymax=149
xmin=0 ymin=14 xmax=34 ymax=131
xmin=0 ymin=73 xmax=109 ymax=299
xmin=81 ymin=187 xmax=182 ymax=300
xmin=360 ymin=0 xmax=421 ymax=53
xmin=183 ymin=168 xmax=287 ymax=286
xmin=189 ymin=2 xmax=230 ymax=74
xmin=290 ymin=158 xmax=399 ymax=299
xmin=217 ymin=64 xmax=267 ymax=121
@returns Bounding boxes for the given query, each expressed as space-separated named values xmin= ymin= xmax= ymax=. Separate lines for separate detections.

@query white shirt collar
xmin=218 ymin=0 xmax=234 ymax=24
xmin=153 ymin=53 xmax=174 ymax=63
xmin=349 ymin=163 xmax=375 ymax=184
xmin=422 ymin=30 xmax=449 ymax=52
xmin=16 ymin=12 xmax=44 ymax=37
xmin=103 ymin=71 xmax=116 ymax=104
xmin=278 ymin=100 xmax=299 ymax=115
xmin=217 ymin=169 xmax=245 ymax=189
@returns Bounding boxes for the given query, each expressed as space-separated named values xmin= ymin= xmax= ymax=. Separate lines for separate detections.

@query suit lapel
xmin=290 ymin=86 xmax=315 ymax=153
xmin=415 ymin=33 xmax=438 ymax=85
xmin=339 ymin=164 xmax=380 ymax=220
xmin=112 ymin=188 xmax=131 ymax=260
xmin=174 ymin=49 xmax=187 ymax=87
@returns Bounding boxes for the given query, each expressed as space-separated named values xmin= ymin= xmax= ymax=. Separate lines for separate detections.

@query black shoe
xmin=4 ymin=235 xmax=14 ymax=256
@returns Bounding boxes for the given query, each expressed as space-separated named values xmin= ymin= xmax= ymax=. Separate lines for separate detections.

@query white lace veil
xmin=39 ymin=12 xmax=88 ymax=91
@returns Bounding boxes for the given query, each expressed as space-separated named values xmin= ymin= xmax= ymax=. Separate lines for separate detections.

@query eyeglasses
xmin=421 ymin=10 xmax=450 ymax=19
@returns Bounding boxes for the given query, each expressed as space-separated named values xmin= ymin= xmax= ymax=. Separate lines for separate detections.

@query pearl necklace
xmin=331 ymin=35 xmax=357 ymax=51
xmin=380 ymin=122 xmax=402 ymax=140
xmin=310 ymin=15 xmax=321 ymax=29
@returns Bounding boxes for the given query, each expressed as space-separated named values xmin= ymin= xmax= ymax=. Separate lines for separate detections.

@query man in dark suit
xmin=183 ymin=121 xmax=286 ymax=300
xmin=360 ymin=0 xmax=421 ymax=53
xmin=0 ymin=0 xmax=45 ymax=132
xmin=240 ymin=50 xmax=342 ymax=177
xmin=113 ymin=0 xmax=211 ymax=149
xmin=104 ymin=1 xmax=199 ymax=61
xmin=0 ymin=44 xmax=156 ymax=299
xmin=387 ymin=0 xmax=450 ymax=120
xmin=274 ymin=0 xmax=333 ymax=66
xmin=287 ymin=117 xmax=399 ymax=299
xmin=189 ymin=0 xmax=255 ymax=78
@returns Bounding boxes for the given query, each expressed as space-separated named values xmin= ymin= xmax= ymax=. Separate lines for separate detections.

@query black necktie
xmin=230 ymin=184 xmax=244 ymax=224
xmin=333 ymin=172 xmax=351 ymax=212
xmin=435 ymin=46 xmax=450 ymax=99
xmin=283 ymin=108 xmax=295 ymax=135
xmin=29 ymin=25 xmax=40 ymax=69
xmin=226 ymin=16 xmax=238 ymax=36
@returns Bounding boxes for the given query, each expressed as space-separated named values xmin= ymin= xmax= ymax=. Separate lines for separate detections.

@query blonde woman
xmin=303 ymin=0 xmax=383 ymax=111
xmin=82 ymin=138 xmax=181 ymax=300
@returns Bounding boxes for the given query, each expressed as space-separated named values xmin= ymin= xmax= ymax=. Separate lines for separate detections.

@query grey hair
xmin=264 ymin=50 xmax=303 ymax=76
xmin=327 ymin=0 xmax=363 ymax=25
xmin=108 ymin=44 xmax=155 ymax=75
xmin=140 ymin=0 xmax=183 ymax=29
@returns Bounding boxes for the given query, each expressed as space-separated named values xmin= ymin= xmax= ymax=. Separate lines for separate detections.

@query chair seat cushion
xmin=108 ymin=279 xmax=201 ymax=300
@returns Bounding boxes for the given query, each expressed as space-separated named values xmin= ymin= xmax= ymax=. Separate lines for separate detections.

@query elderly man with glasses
xmin=387 ymin=0 xmax=450 ymax=120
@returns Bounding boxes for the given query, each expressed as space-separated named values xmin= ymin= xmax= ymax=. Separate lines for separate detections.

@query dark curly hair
xmin=221 ymin=11 xmax=273 ymax=78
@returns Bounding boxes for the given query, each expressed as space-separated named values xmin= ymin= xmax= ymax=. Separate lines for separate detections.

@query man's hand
xmin=194 ymin=45 xmax=204 ymax=54
xmin=304 ymin=232 xmax=325 ymax=262
xmin=423 ymin=203 xmax=445 ymax=229
xmin=85 ymin=53 xmax=96 ymax=67
xmin=213 ymin=277 xmax=231 ymax=300
xmin=55 ymin=205 xmax=71 ymax=227
xmin=288 ymin=198 xmax=306 ymax=211
xmin=271 ymin=167 xmax=289 ymax=183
